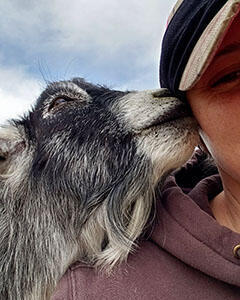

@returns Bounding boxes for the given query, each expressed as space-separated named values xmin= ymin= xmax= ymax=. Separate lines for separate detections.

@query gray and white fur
xmin=0 ymin=78 xmax=199 ymax=299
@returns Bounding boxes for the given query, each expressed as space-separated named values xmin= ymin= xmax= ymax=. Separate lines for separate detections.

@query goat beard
xmin=0 ymin=194 xmax=79 ymax=300
xmin=0 ymin=160 xmax=154 ymax=300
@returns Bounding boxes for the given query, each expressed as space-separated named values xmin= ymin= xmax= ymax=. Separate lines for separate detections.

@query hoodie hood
xmin=152 ymin=150 xmax=240 ymax=287
xmin=52 ymin=150 xmax=240 ymax=300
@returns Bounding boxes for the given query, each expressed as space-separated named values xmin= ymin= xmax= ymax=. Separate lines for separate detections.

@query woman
xmin=53 ymin=1 xmax=240 ymax=299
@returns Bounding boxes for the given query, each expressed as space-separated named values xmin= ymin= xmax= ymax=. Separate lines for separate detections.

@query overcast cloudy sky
xmin=0 ymin=0 xmax=176 ymax=123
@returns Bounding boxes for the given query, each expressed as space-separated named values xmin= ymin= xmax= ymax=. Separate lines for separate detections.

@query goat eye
xmin=54 ymin=98 xmax=67 ymax=105
xmin=49 ymin=96 xmax=73 ymax=111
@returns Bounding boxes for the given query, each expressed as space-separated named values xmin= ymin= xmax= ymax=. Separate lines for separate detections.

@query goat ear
xmin=0 ymin=125 xmax=26 ymax=174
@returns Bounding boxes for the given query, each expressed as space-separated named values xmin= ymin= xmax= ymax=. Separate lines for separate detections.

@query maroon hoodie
xmin=52 ymin=151 xmax=240 ymax=299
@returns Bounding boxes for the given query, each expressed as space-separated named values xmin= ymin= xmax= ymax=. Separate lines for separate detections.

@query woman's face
xmin=187 ymin=16 xmax=240 ymax=180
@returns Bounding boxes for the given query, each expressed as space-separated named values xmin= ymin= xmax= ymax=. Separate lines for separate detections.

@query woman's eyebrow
xmin=215 ymin=41 xmax=240 ymax=58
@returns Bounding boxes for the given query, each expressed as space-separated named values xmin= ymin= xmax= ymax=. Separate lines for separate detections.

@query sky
xmin=0 ymin=0 xmax=176 ymax=123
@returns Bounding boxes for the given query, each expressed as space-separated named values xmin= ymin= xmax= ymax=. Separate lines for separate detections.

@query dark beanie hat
xmin=159 ymin=0 xmax=240 ymax=96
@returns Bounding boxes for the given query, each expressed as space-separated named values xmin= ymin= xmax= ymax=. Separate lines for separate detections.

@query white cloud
xmin=0 ymin=0 xmax=176 ymax=64
xmin=49 ymin=0 xmax=170 ymax=52
xmin=0 ymin=64 xmax=41 ymax=123
xmin=0 ymin=0 xmax=177 ymax=122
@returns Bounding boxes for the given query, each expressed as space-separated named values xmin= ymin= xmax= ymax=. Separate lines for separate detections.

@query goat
xmin=0 ymin=78 xmax=199 ymax=299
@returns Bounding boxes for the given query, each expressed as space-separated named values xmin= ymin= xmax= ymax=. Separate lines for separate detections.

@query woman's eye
xmin=211 ymin=71 xmax=240 ymax=88
xmin=49 ymin=96 xmax=73 ymax=111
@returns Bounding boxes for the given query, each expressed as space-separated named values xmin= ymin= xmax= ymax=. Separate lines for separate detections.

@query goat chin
xmin=0 ymin=79 xmax=199 ymax=299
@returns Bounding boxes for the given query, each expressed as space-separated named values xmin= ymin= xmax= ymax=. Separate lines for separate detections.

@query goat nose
xmin=151 ymin=89 xmax=172 ymax=98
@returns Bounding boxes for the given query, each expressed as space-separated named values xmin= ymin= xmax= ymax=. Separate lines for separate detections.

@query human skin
xmin=187 ymin=15 xmax=240 ymax=233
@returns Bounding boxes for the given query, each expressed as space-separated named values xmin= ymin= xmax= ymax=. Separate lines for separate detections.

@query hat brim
xmin=179 ymin=0 xmax=240 ymax=91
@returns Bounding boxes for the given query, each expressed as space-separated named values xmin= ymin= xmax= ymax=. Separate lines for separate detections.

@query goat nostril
xmin=152 ymin=89 xmax=171 ymax=98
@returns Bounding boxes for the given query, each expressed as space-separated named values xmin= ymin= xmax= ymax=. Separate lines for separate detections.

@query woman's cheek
xmin=199 ymin=126 xmax=240 ymax=182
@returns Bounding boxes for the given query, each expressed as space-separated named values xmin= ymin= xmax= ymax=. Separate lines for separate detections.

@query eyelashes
xmin=211 ymin=70 xmax=240 ymax=88
xmin=48 ymin=96 xmax=74 ymax=112
xmin=209 ymin=62 xmax=240 ymax=89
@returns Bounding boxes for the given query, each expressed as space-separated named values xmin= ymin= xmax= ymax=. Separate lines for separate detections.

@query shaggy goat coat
xmin=52 ymin=150 xmax=240 ymax=300
xmin=0 ymin=79 xmax=199 ymax=299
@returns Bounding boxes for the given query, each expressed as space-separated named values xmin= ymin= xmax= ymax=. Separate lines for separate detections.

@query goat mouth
xmin=143 ymin=104 xmax=193 ymax=130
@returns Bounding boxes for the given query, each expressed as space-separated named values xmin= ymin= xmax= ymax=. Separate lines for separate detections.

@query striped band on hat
xmin=159 ymin=0 xmax=240 ymax=96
